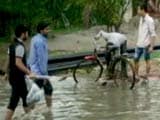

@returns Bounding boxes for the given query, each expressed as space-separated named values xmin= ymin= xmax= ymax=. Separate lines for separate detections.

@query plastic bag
xmin=25 ymin=77 xmax=44 ymax=105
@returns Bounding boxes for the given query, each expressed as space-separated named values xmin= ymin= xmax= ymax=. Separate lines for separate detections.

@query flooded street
xmin=1 ymin=76 xmax=160 ymax=120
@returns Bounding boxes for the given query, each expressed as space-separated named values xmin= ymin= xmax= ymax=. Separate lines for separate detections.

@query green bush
xmin=0 ymin=0 xmax=133 ymax=37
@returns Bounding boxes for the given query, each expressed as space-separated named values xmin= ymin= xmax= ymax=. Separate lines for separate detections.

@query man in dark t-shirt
xmin=5 ymin=25 xmax=35 ymax=120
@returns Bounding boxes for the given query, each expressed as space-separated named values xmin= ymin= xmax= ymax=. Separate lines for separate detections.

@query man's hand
xmin=148 ymin=46 xmax=153 ymax=53
xmin=149 ymin=36 xmax=155 ymax=53
xmin=28 ymin=72 xmax=37 ymax=79
xmin=2 ymin=73 xmax=8 ymax=81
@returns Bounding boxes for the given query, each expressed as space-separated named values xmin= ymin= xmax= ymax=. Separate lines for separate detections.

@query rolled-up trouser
xmin=34 ymin=79 xmax=53 ymax=96
xmin=105 ymin=41 xmax=127 ymax=66
xmin=105 ymin=41 xmax=127 ymax=75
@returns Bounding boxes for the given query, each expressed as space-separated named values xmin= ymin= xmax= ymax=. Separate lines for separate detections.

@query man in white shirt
xmin=135 ymin=4 xmax=156 ymax=79
xmin=94 ymin=30 xmax=127 ymax=65
xmin=95 ymin=30 xmax=127 ymax=48
xmin=94 ymin=30 xmax=127 ymax=85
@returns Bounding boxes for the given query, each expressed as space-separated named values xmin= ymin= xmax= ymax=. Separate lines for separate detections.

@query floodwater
xmin=1 ymin=76 xmax=160 ymax=120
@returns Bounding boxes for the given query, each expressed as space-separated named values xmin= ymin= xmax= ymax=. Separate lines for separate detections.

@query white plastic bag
xmin=25 ymin=77 xmax=44 ymax=105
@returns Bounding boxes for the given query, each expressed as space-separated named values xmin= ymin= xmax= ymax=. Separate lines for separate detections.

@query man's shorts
xmin=34 ymin=79 xmax=53 ymax=96
xmin=134 ymin=46 xmax=150 ymax=62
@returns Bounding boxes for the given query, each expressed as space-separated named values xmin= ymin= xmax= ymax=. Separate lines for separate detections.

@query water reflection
xmin=0 ymin=76 xmax=160 ymax=120
xmin=42 ymin=110 xmax=54 ymax=120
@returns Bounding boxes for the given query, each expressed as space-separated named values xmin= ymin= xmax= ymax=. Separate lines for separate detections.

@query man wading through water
xmin=134 ymin=3 xmax=156 ymax=80
xmin=28 ymin=21 xmax=53 ymax=110
xmin=5 ymin=25 xmax=35 ymax=120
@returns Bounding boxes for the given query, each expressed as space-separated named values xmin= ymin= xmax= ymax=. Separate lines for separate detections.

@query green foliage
xmin=132 ymin=0 xmax=146 ymax=16
xmin=151 ymin=51 xmax=160 ymax=59
xmin=91 ymin=0 xmax=130 ymax=31
xmin=0 ymin=0 xmax=133 ymax=37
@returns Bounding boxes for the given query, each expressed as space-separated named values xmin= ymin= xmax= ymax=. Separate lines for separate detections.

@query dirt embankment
xmin=1 ymin=16 xmax=160 ymax=76
xmin=48 ymin=16 xmax=160 ymax=53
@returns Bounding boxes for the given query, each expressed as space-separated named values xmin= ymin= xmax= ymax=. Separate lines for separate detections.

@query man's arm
xmin=148 ymin=19 xmax=156 ymax=52
xmin=16 ymin=57 xmax=36 ymax=79
xmin=2 ymin=56 xmax=9 ymax=81
xmin=15 ymin=45 xmax=36 ymax=78
xmin=16 ymin=57 xmax=31 ymax=75
xmin=149 ymin=36 xmax=156 ymax=52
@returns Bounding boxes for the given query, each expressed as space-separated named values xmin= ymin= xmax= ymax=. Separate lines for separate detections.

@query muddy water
xmin=1 ymin=76 xmax=160 ymax=120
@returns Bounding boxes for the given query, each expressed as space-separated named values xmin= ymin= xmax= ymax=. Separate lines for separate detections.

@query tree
xmin=93 ymin=0 xmax=131 ymax=31
xmin=0 ymin=0 xmax=133 ymax=37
